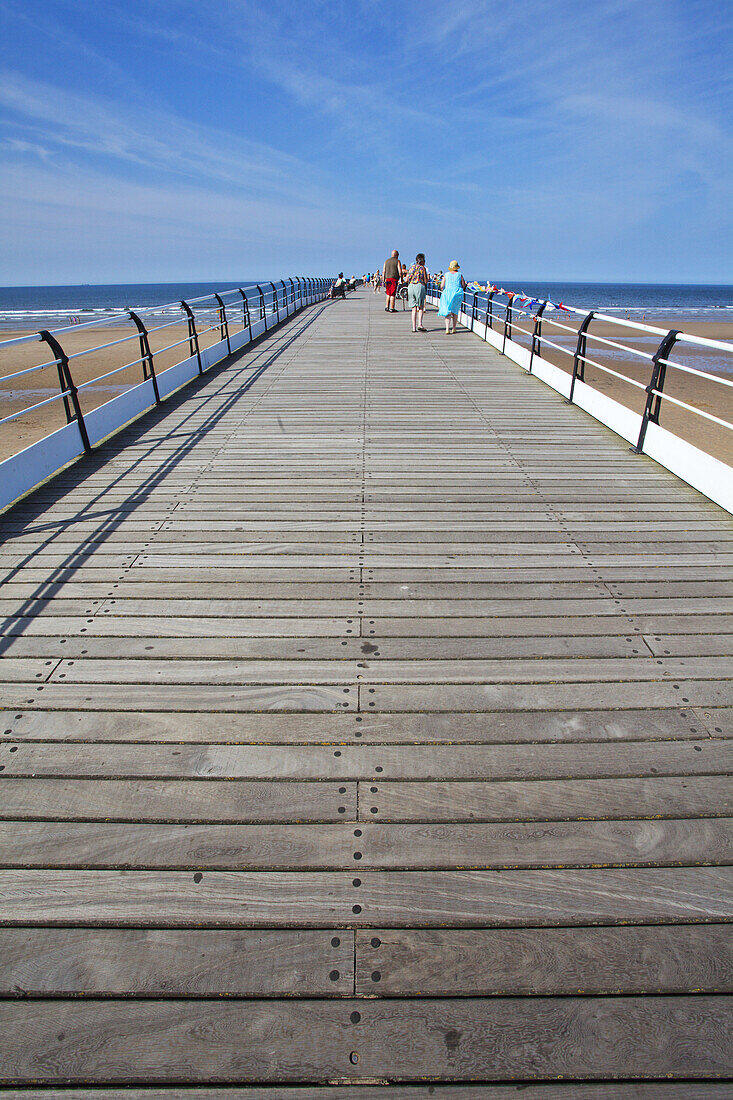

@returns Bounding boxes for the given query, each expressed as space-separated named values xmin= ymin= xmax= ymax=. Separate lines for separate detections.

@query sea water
xmin=0 ymin=280 xmax=731 ymax=331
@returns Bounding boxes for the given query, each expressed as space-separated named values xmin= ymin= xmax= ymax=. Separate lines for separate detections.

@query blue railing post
xmin=39 ymin=329 xmax=91 ymax=452
xmin=632 ymin=329 xmax=680 ymax=454
xmin=128 ymin=310 xmax=161 ymax=403
xmin=180 ymin=300 xmax=203 ymax=374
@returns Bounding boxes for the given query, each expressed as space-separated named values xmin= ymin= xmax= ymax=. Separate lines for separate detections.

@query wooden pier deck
xmin=0 ymin=287 xmax=731 ymax=1095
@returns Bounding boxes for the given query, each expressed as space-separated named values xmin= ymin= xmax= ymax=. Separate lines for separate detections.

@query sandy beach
xmin=0 ymin=320 xmax=227 ymax=461
xmin=1 ymin=310 xmax=732 ymax=466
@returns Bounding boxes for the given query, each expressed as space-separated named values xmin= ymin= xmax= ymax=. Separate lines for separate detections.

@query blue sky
xmin=0 ymin=0 xmax=730 ymax=284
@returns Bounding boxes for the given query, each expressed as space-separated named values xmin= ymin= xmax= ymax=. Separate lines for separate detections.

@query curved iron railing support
xmin=269 ymin=281 xmax=280 ymax=325
xmin=213 ymin=293 xmax=231 ymax=356
xmin=128 ymin=311 xmax=161 ymax=404
xmin=633 ymin=328 xmax=681 ymax=454
xmin=180 ymin=300 xmax=203 ymax=374
xmin=486 ymin=290 xmax=495 ymax=333
xmin=238 ymin=288 xmax=253 ymax=343
xmin=568 ymin=311 xmax=595 ymax=404
xmin=39 ymin=329 xmax=91 ymax=453
xmin=256 ymin=285 xmax=266 ymax=325
xmin=502 ymin=295 xmax=514 ymax=353
xmin=528 ymin=301 xmax=548 ymax=375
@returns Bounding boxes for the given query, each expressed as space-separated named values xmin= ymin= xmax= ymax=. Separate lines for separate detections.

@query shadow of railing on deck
xmin=0 ymin=300 xmax=330 ymax=658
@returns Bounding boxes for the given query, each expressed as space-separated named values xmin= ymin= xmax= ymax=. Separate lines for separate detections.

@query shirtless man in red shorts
xmin=382 ymin=250 xmax=400 ymax=313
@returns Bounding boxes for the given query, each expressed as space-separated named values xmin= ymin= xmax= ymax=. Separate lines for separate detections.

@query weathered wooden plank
xmin=368 ymin=614 xmax=733 ymax=636
xmin=2 ymin=739 xmax=725 ymax=779
xmin=0 ymin=996 xmax=729 ymax=1082
xmin=1 ymin=818 xmax=728 ymax=869
xmin=42 ymin=655 xmax=733 ymax=685
xmin=0 ymin=928 xmax=354 ymax=995
xmin=0 ymin=778 xmax=356 ymax=822
xmin=0 ymin=867 xmax=729 ymax=925
xmin=356 ymin=925 xmax=733 ymax=994
xmin=364 ymin=681 xmax=733 ymax=711
xmin=0 ymin=1087 xmax=729 ymax=1099
xmin=0 ymin=706 xmax=703 ymax=743
xmin=368 ymin=775 xmax=733 ymax=822
xmin=0 ymin=683 xmax=357 ymax=712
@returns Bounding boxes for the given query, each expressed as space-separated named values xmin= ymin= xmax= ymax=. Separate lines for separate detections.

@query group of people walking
xmin=366 ymin=251 xmax=467 ymax=334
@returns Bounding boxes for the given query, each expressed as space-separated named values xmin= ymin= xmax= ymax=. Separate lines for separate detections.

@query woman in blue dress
xmin=438 ymin=261 xmax=467 ymax=334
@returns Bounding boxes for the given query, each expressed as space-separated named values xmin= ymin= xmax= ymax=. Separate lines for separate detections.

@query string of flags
xmin=467 ymin=282 xmax=571 ymax=312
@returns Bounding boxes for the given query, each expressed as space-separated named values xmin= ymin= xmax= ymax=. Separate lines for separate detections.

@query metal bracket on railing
xmin=502 ymin=294 xmax=514 ymax=353
xmin=39 ymin=329 xmax=91 ymax=453
xmin=213 ymin=293 xmax=231 ymax=355
xmin=256 ymin=284 xmax=267 ymax=326
xmin=568 ymin=310 xmax=595 ymax=404
xmin=632 ymin=328 xmax=680 ymax=454
xmin=128 ymin=311 xmax=161 ymax=404
xmin=180 ymin=300 xmax=203 ymax=374
xmin=269 ymin=281 xmax=280 ymax=325
xmin=238 ymin=288 xmax=253 ymax=343
xmin=528 ymin=301 xmax=548 ymax=375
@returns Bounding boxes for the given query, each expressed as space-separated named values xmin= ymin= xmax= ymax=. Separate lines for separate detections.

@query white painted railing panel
xmin=0 ymin=421 xmax=86 ymax=507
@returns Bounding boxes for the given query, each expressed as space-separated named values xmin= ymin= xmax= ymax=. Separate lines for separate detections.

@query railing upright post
xmin=487 ymin=290 xmax=495 ymax=332
xmin=471 ymin=291 xmax=477 ymax=328
xmin=502 ymin=295 xmax=514 ymax=354
xmin=256 ymin=285 xmax=266 ymax=328
xmin=567 ymin=311 xmax=595 ymax=404
xmin=39 ymin=329 xmax=92 ymax=453
xmin=238 ymin=288 xmax=253 ymax=344
xmin=269 ymin=281 xmax=280 ymax=325
xmin=128 ymin=311 xmax=161 ymax=404
xmin=289 ymin=278 xmax=295 ymax=312
xmin=180 ymin=300 xmax=203 ymax=374
xmin=632 ymin=329 xmax=680 ymax=454
xmin=213 ymin=293 xmax=231 ymax=355
xmin=528 ymin=301 xmax=547 ymax=375
xmin=295 ymin=277 xmax=302 ymax=308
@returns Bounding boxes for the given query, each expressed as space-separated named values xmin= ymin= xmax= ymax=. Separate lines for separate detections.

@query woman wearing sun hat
xmin=438 ymin=261 xmax=467 ymax=334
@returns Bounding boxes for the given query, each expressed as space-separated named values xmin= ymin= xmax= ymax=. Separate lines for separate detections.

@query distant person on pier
xmin=438 ymin=261 xmax=467 ymax=334
xmin=329 ymin=273 xmax=347 ymax=299
xmin=382 ymin=250 xmax=400 ymax=312
xmin=407 ymin=253 xmax=429 ymax=333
